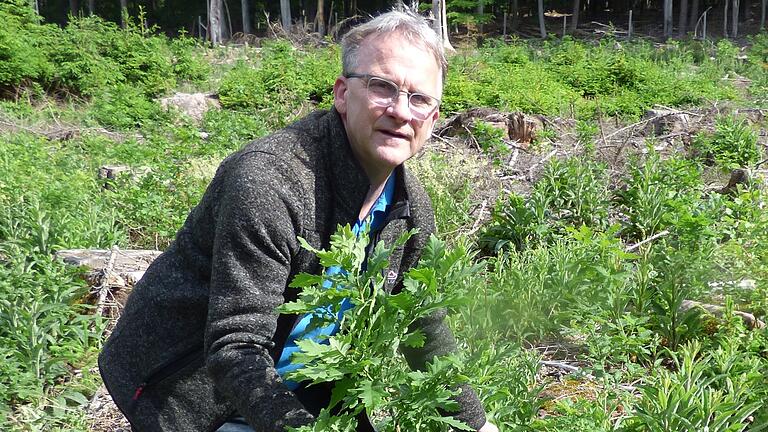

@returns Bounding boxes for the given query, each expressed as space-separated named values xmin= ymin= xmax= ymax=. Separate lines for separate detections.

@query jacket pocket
xmin=130 ymin=344 xmax=204 ymax=404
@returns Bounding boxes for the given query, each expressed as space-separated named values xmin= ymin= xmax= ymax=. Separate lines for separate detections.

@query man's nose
xmin=387 ymin=91 xmax=412 ymax=121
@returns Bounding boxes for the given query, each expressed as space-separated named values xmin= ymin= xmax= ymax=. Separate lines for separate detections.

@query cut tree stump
xmin=680 ymin=299 xmax=766 ymax=329
xmin=642 ymin=108 xmax=691 ymax=136
xmin=56 ymin=248 xmax=161 ymax=316
xmin=436 ymin=108 xmax=544 ymax=147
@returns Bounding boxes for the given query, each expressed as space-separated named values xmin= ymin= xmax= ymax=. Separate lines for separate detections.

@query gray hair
xmin=341 ymin=10 xmax=447 ymax=81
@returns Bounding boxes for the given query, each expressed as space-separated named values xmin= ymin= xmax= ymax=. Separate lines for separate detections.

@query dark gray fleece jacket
xmin=98 ymin=108 xmax=486 ymax=432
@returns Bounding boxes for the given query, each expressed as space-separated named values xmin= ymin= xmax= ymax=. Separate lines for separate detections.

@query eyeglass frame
xmin=343 ymin=73 xmax=442 ymax=120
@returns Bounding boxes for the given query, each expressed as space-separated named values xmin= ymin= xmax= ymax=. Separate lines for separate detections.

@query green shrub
xmin=693 ymin=115 xmax=760 ymax=169
xmin=90 ymin=83 xmax=170 ymax=130
xmin=218 ymin=40 xmax=338 ymax=126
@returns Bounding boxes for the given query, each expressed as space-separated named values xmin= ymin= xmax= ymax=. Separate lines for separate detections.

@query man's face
xmin=333 ymin=33 xmax=442 ymax=181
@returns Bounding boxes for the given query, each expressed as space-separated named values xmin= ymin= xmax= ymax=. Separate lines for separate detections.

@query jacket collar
xmin=323 ymin=108 xmax=411 ymax=226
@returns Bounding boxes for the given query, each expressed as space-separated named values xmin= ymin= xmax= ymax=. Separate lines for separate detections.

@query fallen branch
xmin=527 ymin=149 xmax=558 ymax=178
xmin=466 ymin=199 xmax=489 ymax=237
xmin=626 ymin=230 xmax=670 ymax=252
xmin=94 ymin=246 xmax=121 ymax=318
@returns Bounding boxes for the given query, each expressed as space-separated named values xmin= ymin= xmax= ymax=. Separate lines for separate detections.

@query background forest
xmin=28 ymin=0 xmax=768 ymax=42
xmin=2 ymin=0 xmax=768 ymax=430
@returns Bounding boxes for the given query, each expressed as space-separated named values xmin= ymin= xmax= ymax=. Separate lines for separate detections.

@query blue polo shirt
xmin=275 ymin=174 xmax=396 ymax=390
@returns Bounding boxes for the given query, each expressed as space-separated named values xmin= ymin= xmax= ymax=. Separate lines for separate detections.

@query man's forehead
xmin=357 ymin=33 xmax=440 ymax=73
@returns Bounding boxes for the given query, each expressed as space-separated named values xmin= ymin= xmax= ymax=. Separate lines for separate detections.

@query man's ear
xmin=333 ymin=76 xmax=348 ymax=115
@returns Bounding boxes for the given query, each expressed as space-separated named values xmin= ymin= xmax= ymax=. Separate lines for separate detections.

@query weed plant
xmin=692 ymin=115 xmax=761 ymax=170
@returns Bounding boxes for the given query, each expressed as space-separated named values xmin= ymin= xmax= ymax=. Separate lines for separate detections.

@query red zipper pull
xmin=132 ymin=383 xmax=147 ymax=401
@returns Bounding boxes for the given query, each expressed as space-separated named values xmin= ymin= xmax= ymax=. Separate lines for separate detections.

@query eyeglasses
xmin=345 ymin=73 xmax=441 ymax=121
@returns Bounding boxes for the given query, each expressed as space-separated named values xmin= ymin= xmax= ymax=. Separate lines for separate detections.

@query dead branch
xmin=625 ymin=230 xmax=670 ymax=252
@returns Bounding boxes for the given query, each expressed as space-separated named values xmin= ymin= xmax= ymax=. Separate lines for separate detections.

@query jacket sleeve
xmin=204 ymin=151 xmax=314 ymax=432
xmin=399 ymin=171 xmax=488 ymax=431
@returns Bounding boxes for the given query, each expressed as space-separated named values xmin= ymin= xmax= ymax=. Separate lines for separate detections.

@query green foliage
xmin=443 ymin=37 xmax=740 ymax=120
xmin=627 ymin=340 xmax=764 ymax=432
xmin=446 ymin=0 xmax=494 ymax=30
xmin=282 ymin=227 xmax=480 ymax=431
xmin=407 ymin=152 xmax=484 ymax=238
xmin=471 ymin=120 xmax=510 ymax=163
xmin=90 ymin=83 xmax=171 ymax=130
xmin=692 ymin=115 xmax=760 ymax=170
xmin=616 ymin=152 xmax=703 ymax=241
xmin=218 ymin=40 xmax=338 ymax=126
xmin=481 ymin=156 xmax=610 ymax=253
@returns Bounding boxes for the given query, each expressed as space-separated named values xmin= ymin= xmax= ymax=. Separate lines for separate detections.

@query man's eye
xmin=410 ymin=94 xmax=432 ymax=108
xmin=368 ymin=80 xmax=397 ymax=96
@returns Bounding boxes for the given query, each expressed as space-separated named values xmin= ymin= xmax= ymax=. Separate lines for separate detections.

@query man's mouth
xmin=379 ymin=130 xmax=410 ymax=139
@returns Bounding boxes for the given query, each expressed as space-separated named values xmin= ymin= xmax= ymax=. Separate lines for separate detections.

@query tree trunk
xmin=663 ymin=0 xmax=673 ymax=37
xmin=477 ymin=0 xmax=484 ymax=34
xmin=280 ymin=0 xmax=292 ymax=31
xmin=209 ymin=0 xmax=223 ymax=44
xmin=87 ymin=0 xmax=94 ymax=15
xmin=431 ymin=0 xmax=440 ymax=35
xmin=678 ymin=0 xmax=688 ymax=36
xmin=119 ymin=0 xmax=127 ymax=28
xmin=241 ymin=0 xmax=252 ymax=33
xmin=571 ymin=0 xmax=580 ymax=30
xmin=510 ymin=0 xmax=519 ymax=30
xmin=440 ymin=0 xmax=454 ymax=52
xmin=315 ymin=0 xmax=325 ymax=35
xmin=69 ymin=0 xmax=78 ymax=16
xmin=538 ymin=0 xmax=546 ymax=38
xmin=677 ymin=0 xmax=688 ymax=38
xmin=732 ymin=0 xmax=740 ymax=37
xmin=762 ymin=0 xmax=766 ymax=28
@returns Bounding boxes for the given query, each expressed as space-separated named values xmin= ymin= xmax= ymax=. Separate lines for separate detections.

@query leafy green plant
xmin=693 ymin=115 xmax=761 ymax=170
xmin=471 ymin=120 xmax=510 ymax=164
xmin=627 ymin=340 xmax=764 ymax=432
xmin=281 ymin=227 xmax=480 ymax=431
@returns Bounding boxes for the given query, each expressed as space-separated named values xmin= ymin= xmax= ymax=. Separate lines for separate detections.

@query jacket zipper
xmin=131 ymin=345 xmax=204 ymax=402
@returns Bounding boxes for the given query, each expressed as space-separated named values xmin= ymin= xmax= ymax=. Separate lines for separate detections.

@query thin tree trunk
xmin=69 ymin=0 xmax=78 ymax=16
xmin=87 ymin=0 xmax=94 ymax=15
xmin=209 ymin=0 xmax=223 ymax=44
xmin=762 ymin=0 xmax=766 ymax=28
xmin=119 ymin=0 xmax=127 ymax=28
xmin=431 ymin=0 xmax=440 ymax=35
xmin=663 ymin=0 xmax=673 ymax=37
xmin=280 ymin=0 xmax=292 ymax=31
xmin=242 ymin=0 xmax=252 ymax=33
xmin=222 ymin=0 xmax=232 ymax=40
xmin=440 ymin=0 xmax=454 ymax=52
xmin=511 ymin=0 xmax=519 ymax=30
xmin=732 ymin=0 xmax=739 ymax=37
xmin=571 ymin=0 xmax=580 ymax=30
xmin=31 ymin=0 xmax=39 ymax=14
xmin=724 ymin=0 xmax=729 ymax=37
xmin=477 ymin=0 xmax=484 ymax=34
xmin=315 ymin=0 xmax=325 ymax=35
xmin=679 ymin=0 xmax=688 ymax=36
xmin=538 ymin=0 xmax=546 ymax=38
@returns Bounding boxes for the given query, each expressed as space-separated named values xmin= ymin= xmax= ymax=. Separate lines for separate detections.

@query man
xmin=99 ymin=9 xmax=498 ymax=432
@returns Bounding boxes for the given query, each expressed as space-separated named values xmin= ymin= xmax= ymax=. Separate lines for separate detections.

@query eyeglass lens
xmin=366 ymin=77 xmax=437 ymax=120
